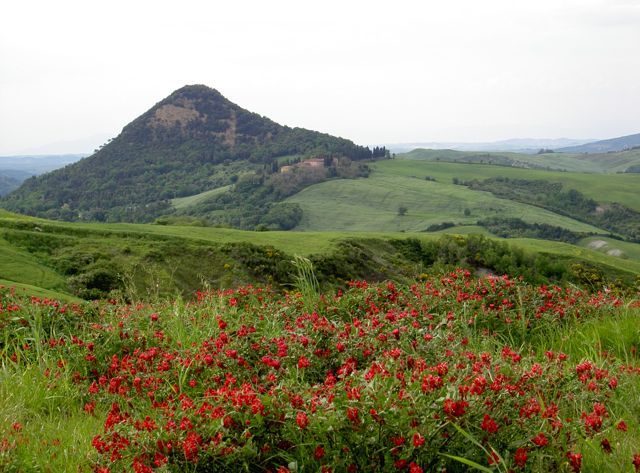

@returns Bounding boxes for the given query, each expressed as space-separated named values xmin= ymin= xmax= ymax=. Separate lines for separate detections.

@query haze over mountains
xmin=0 ymin=154 xmax=86 ymax=196
xmin=386 ymin=138 xmax=595 ymax=154
xmin=556 ymin=132 xmax=640 ymax=154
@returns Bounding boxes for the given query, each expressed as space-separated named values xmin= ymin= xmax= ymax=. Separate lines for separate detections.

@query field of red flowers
xmin=1 ymin=271 xmax=640 ymax=472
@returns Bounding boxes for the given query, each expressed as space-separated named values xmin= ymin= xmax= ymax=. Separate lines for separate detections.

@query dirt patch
xmin=222 ymin=110 xmax=237 ymax=147
xmin=151 ymin=100 xmax=201 ymax=129
xmin=606 ymin=249 xmax=625 ymax=258
xmin=587 ymin=240 xmax=608 ymax=250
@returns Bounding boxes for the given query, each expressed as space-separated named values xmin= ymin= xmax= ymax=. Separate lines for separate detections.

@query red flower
xmin=514 ymin=448 xmax=528 ymax=468
xmin=567 ymin=451 xmax=582 ymax=472
xmin=409 ymin=463 xmax=423 ymax=473
xmin=633 ymin=453 xmax=640 ymax=472
xmin=314 ymin=445 xmax=325 ymax=459
xmin=617 ymin=420 xmax=628 ymax=431
xmin=297 ymin=356 xmax=310 ymax=369
xmin=443 ymin=398 xmax=468 ymax=417
xmin=532 ymin=433 xmax=548 ymax=447
xmin=346 ymin=407 xmax=360 ymax=425
xmin=480 ymin=414 xmax=498 ymax=434
xmin=296 ymin=411 xmax=309 ymax=429
xmin=394 ymin=459 xmax=408 ymax=469
xmin=412 ymin=433 xmax=425 ymax=447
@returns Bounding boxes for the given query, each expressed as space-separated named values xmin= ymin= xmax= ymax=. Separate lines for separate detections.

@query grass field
xmin=170 ymin=185 xmax=232 ymax=209
xmin=375 ymin=159 xmax=640 ymax=210
xmin=286 ymin=173 xmax=606 ymax=232
xmin=580 ymin=236 xmax=640 ymax=262
xmin=0 ymin=279 xmax=82 ymax=301
xmin=402 ymin=148 xmax=640 ymax=174
xmin=0 ymin=238 xmax=68 ymax=291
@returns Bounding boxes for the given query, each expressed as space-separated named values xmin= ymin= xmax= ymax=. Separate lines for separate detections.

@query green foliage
xmin=425 ymin=222 xmax=456 ymax=232
xmin=1 ymin=212 xmax=640 ymax=302
xmin=467 ymin=177 xmax=640 ymax=242
xmin=478 ymin=217 xmax=592 ymax=243
xmin=261 ymin=203 xmax=303 ymax=230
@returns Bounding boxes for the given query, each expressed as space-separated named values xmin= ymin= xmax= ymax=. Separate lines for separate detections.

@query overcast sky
xmin=1 ymin=0 xmax=639 ymax=154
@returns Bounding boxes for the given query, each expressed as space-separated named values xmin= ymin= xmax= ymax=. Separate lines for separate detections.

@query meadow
xmin=374 ymin=159 xmax=640 ymax=211
xmin=287 ymin=173 xmax=606 ymax=233
xmin=3 ymin=207 xmax=640 ymax=303
xmin=1 ymin=270 xmax=639 ymax=472
xmin=400 ymin=149 xmax=640 ymax=176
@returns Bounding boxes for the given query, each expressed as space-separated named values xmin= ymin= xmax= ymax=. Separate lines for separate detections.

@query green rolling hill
xmin=1 ymin=207 xmax=639 ymax=301
xmin=286 ymin=172 xmax=605 ymax=233
xmin=402 ymin=147 xmax=640 ymax=174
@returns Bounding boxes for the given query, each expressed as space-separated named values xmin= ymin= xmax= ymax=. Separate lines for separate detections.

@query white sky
xmin=1 ymin=0 xmax=639 ymax=154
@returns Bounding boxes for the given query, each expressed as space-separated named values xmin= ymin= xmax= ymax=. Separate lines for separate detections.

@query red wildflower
xmin=514 ymin=448 xmax=528 ymax=468
xmin=617 ymin=420 xmax=628 ymax=431
xmin=394 ymin=459 xmax=408 ymax=469
xmin=346 ymin=407 xmax=360 ymax=425
xmin=443 ymin=398 xmax=468 ymax=417
xmin=314 ymin=445 xmax=325 ymax=459
xmin=480 ymin=414 xmax=499 ymax=434
xmin=567 ymin=451 xmax=582 ymax=472
xmin=633 ymin=453 xmax=640 ymax=471
xmin=532 ymin=433 xmax=548 ymax=447
xmin=409 ymin=463 xmax=423 ymax=473
xmin=296 ymin=411 xmax=309 ymax=429
xmin=133 ymin=457 xmax=153 ymax=473
xmin=412 ymin=433 xmax=425 ymax=447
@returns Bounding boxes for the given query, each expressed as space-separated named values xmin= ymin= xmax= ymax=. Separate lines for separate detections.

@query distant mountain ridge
xmin=556 ymin=133 xmax=640 ymax=153
xmin=385 ymin=138 xmax=595 ymax=154
xmin=1 ymin=85 xmax=374 ymax=222
xmin=0 ymin=154 xmax=86 ymax=196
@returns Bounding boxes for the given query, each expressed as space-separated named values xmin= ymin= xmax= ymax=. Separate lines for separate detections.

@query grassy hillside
xmin=1 ymin=210 xmax=639 ymax=301
xmin=286 ymin=173 xmax=607 ymax=233
xmin=402 ymin=148 xmax=640 ymax=174
xmin=170 ymin=185 xmax=232 ymax=209
xmin=375 ymin=159 xmax=640 ymax=210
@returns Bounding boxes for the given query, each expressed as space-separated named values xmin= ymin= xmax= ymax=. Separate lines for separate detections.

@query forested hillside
xmin=1 ymin=85 xmax=377 ymax=223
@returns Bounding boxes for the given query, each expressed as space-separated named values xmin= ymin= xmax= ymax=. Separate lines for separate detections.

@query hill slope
xmin=400 ymin=147 xmax=640 ymax=173
xmin=1 ymin=210 xmax=639 ymax=301
xmin=557 ymin=132 xmax=640 ymax=153
xmin=1 ymin=85 xmax=373 ymax=223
